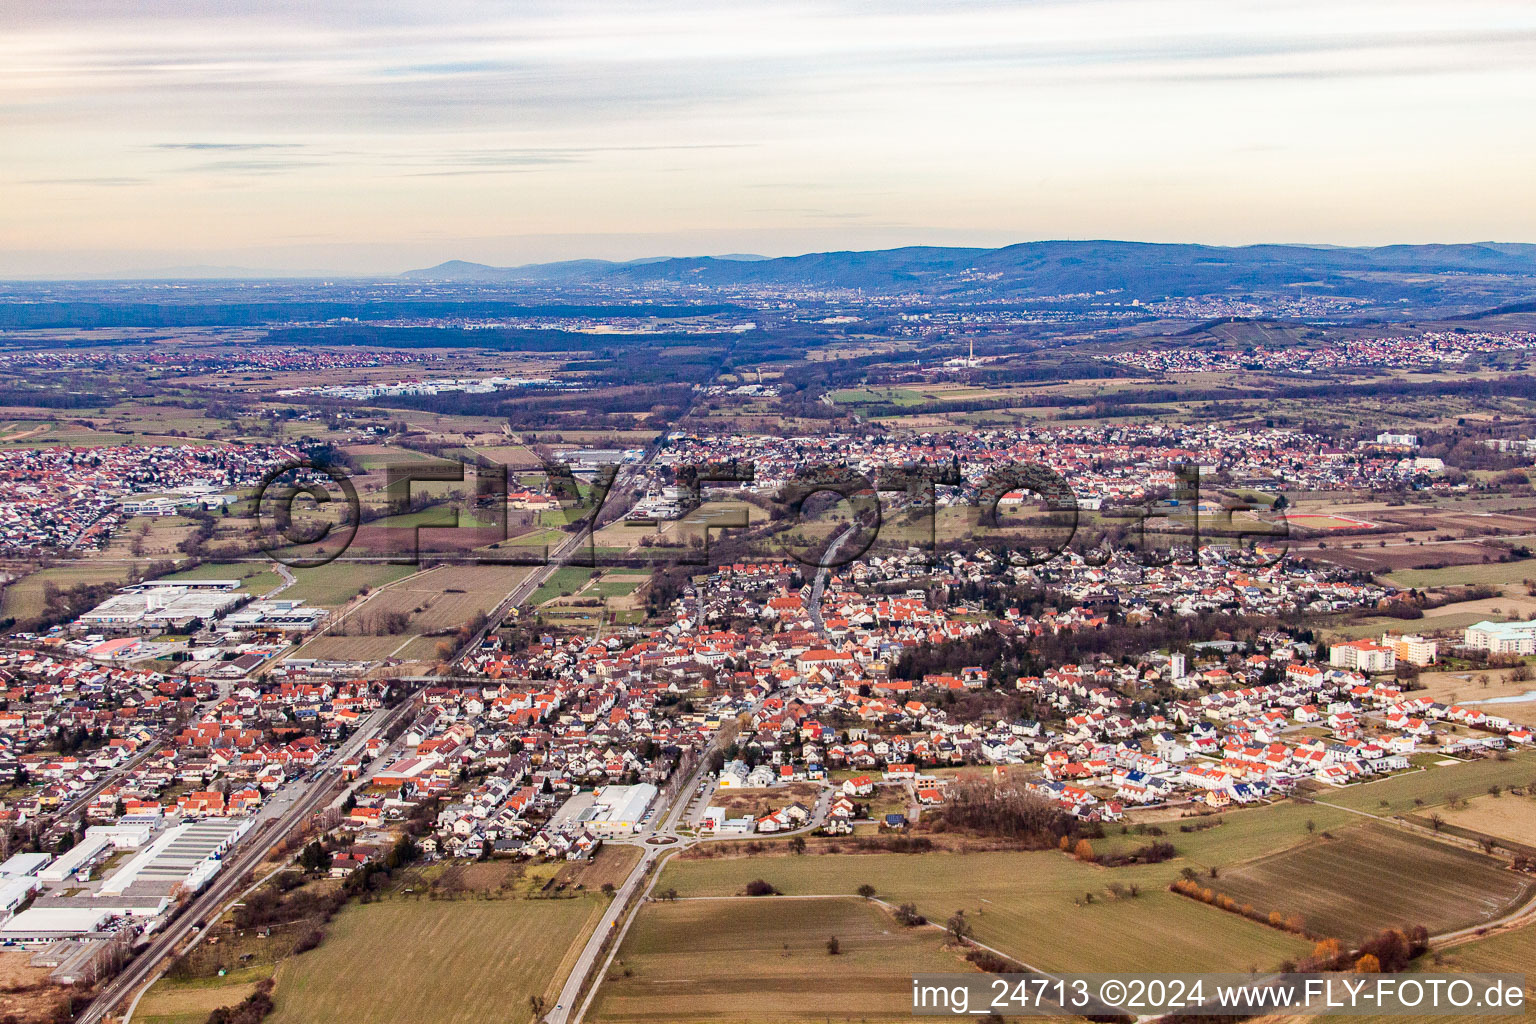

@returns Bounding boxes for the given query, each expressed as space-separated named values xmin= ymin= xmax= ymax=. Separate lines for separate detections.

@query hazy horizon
xmin=6 ymin=0 xmax=1536 ymax=277
xmin=7 ymin=235 xmax=1536 ymax=283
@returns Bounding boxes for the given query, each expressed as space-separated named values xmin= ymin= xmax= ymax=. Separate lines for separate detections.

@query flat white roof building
xmin=580 ymin=783 xmax=658 ymax=835
xmin=220 ymin=599 xmax=326 ymax=632
xmin=0 ymin=852 xmax=52 ymax=879
xmin=0 ymin=907 xmax=111 ymax=943
xmin=1464 ymin=620 xmax=1536 ymax=655
xmin=39 ymin=824 xmax=152 ymax=882
xmin=0 ymin=876 xmax=39 ymax=917
xmin=100 ymin=818 xmax=250 ymax=897
xmin=76 ymin=585 xmax=248 ymax=633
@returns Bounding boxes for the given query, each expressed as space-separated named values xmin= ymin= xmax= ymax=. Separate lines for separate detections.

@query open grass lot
xmin=589 ymin=896 xmax=967 ymax=1024
xmin=709 ymin=783 xmax=823 ymax=819
xmin=0 ymin=951 xmax=69 ymax=1024
xmin=532 ymin=566 xmax=599 ymax=606
xmin=268 ymin=895 xmax=606 ymax=1024
xmin=1313 ymin=751 xmax=1536 ymax=813
xmin=293 ymin=631 xmax=418 ymax=662
xmin=1412 ymin=667 xmax=1536 ymax=706
xmin=1213 ymin=823 xmax=1533 ymax=944
xmin=0 ymin=561 xmax=142 ymax=620
xmin=594 ymin=571 xmax=650 ymax=599
xmin=558 ymin=843 xmax=645 ymax=891
xmin=656 ymin=850 xmax=1310 ymax=973
xmin=283 ymin=561 xmax=419 ymax=607
xmin=137 ymin=973 xmax=266 ymax=1024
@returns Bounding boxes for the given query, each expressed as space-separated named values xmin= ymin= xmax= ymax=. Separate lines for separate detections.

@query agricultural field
xmin=1311 ymin=541 xmax=1521 ymax=577
xmin=1109 ymin=799 xmax=1355 ymax=866
xmin=1283 ymin=513 xmax=1381 ymax=530
xmin=1438 ymin=793 xmax=1536 ymax=849
xmin=1421 ymin=595 xmax=1536 ymax=623
xmin=1213 ymin=823 xmax=1532 ymax=944
xmin=656 ymin=849 xmax=1311 ymax=973
xmin=281 ymin=562 xmax=420 ymax=607
xmin=827 ymin=387 xmax=924 ymax=406
xmin=267 ymin=896 xmax=607 ymax=1024
xmin=589 ymin=896 xmax=968 ymax=1024
xmin=1389 ymin=559 xmax=1536 ymax=589
xmin=334 ymin=564 xmax=534 ymax=634
xmin=463 ymin=443 xmax=544 ymax=468
xmin=99 ymin=515 xmax=201 ymax=558
xmin=1434 ymin=915 xmax=1536 ymax=975
xmin=291 ymin=563 xmax=532 ymax=666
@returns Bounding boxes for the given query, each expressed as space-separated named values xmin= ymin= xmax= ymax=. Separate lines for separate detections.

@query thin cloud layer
xmin=2 ymin=0 xmax=1534 ymax=275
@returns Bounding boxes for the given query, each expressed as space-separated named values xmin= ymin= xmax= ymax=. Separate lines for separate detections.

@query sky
xmin=4 ymin=0 xmax=1536 ymax=277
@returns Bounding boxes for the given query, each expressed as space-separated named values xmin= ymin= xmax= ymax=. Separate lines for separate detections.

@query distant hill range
xmin=404 ymin=241 xmax=1536 ymax=307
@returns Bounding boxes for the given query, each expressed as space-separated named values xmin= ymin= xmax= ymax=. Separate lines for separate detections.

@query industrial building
xmin=75 ymin=580 xmax=248 ymax=633
xmin=39 ymin=823 xmax=152 ymax=882
xmin=578 ymin=783 xmax=657 ymax=835
xmin=219 ymin=599 xmax=326 ymax=632
xmin=100 ymin=818 xmax=251 ymax=897
xmin=0 ymin=907 xmax=113 ymax=945
xmin=0 ymin=819 xmax=251 ymax=944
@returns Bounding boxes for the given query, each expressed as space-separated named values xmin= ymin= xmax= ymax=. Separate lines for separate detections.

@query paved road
xmin=550 ymin=701 xmax=838 ymax=1024
xmin=76 ymin=700 xmax=416 ymax=1024
xmin=266 ymin=563 xmax=297 ymax=598
xmin=452 ymin=461 xmax=651 ymax=660
xmin=87 ymin=456 xmax=658 ymax=1022
xmin=51 ymin=738 xmax=166 ymax=827
xmin=545 ymin=725 xmax=730 ymax=1024
xmin=807 ymin=523 xmax=859 ymax=636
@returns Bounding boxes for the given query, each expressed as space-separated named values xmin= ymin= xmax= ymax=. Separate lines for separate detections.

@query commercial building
xmin=1464 ymin=620 xmax=1536 ymax=656
xmin=0 ymin=907 xmax=111 ymax=945
xmin=100 ymin=818 xmax=251 ymax=897
xmin=0 ymin=853 xmax=53 ymax=879
xmin=75 ymin=581 xmax=247 ymax=633
xmin=219 ymin=599 xmax=326 ymax=632
xmin=579 ymin=783 xmax=657 ymax=835
xmin=0 ymin=876 xmax=40 ymax=918
xmin=39 ymin=824 xmax=152 ymax=883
